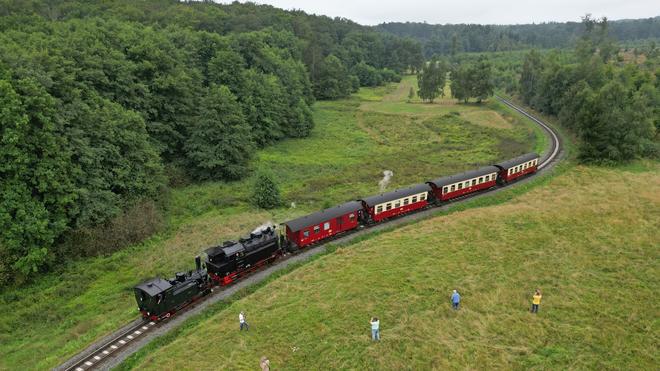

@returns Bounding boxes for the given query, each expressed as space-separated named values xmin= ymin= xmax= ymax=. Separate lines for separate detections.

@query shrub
xmin=252 ymin=172 xmax=282 ymax=209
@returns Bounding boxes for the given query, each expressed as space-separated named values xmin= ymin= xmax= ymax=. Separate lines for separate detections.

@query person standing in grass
xmin=451 ymin=289 xmax=461 ymax=310
xmin=260 ymin=356 xmax=270 ymax=371
xmin=239 ymin=311 xmax=249 ymax=331
xmin=370 ymin=317 xmax=380 ymax=341
xmin=531 ymin=289 xmax=542 ymax=313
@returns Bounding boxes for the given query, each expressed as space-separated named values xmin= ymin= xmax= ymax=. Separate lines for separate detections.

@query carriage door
xmin=336 ymin=217 xmax=343 ymax=232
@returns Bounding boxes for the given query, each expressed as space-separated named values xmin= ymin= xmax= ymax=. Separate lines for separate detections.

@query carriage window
xmin=376 ymin=205 xmax=383 ymax=214
xmin=412 ymin=196 xmax=418 ymax=202
xmin=349 ymin=213 xmax=355 ymax=221
xmin=471 ymin=179 xmax=476 ymax=186
xmin=485 ymin=175 xmax=489 ymax=181
xmin=451 ymin=185 xmax=455 ymax=191
xmin=323 ymin=222 xmax=330 ymax=231
xmin=443 ymin=186 xmax=448 ymax=194
xmin=314 ymin=226 xmax=320 ymax=234
xmin=386 ymin=203 xmax=392 ymax=210
xmin=458 ymin=183 xmax=463 ymax=190
xmin=403 ymin=198 xmax=409 ymax=205
xmin=420 ymin=193 xmax=426 ymax=200
xmin=479 ymin=177 xmax=483 ymax=183
xmin=394 ymin=201 xmax=401 ymax=208
xmin=303 ymin=230 xmax=310 ymax=238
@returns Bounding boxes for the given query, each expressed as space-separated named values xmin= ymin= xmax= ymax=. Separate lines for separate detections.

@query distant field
xmin=0 ymin=76 xmax=542 ymax=369
xmin=121 ymin=162 xmax=660 ymax=370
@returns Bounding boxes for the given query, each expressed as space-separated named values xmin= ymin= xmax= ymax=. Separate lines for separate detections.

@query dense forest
xmin=377 ymin=17 xmax=660 ymax=56
xmin=0 ymin=0 xmax=424 ymax=285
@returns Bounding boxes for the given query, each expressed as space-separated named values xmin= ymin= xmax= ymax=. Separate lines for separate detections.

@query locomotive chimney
xmin=195 ymin=255 xmax=201 ymax=271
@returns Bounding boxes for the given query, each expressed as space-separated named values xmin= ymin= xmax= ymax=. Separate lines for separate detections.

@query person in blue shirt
xmin=451 ymin=290 xmax=461 ymax=310
xmin=370 ymin=317 xmax=380 ymax=341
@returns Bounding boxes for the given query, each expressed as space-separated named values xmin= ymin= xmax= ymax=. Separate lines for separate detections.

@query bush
xmin=252 ymin=172 xmax=282 ymax=209
xmin=380 ymin=68 xmax=402 ymax=83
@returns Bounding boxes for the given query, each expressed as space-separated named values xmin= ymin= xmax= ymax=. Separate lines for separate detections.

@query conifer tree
xmin=252 ymin=171 xmax=282 ymax=209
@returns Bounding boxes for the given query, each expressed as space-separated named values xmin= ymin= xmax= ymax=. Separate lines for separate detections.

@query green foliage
xmin=520 ymin=49 xmax=543 ymax=104
xmin=377 ymin=17 xmax=660 ymax=57
xmin=0 ymin=78 xmax=72 ymax=281
xmin=353 ymin=61 xmax=382 ymax=87
xmin=417 ymin=58 xmax=447 ymax=102
xmin=381 ymin=69 xmax=401 ymax=83
xmin=185 ymin=85 xmax=253 ymax=180
xmin=314 ymin=54 xmax=353 ymax=100
xmin=451 ymin=56 xmax=494 ymax=103
xmin=252 ymin=171 xmax=283 ymax=209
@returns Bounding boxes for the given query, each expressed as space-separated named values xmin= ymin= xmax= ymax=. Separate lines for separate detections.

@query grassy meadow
xmin=120 ymin=162 xmax=660 ymax=370
xmin=0 ymin=76 xmax=542 ymax=369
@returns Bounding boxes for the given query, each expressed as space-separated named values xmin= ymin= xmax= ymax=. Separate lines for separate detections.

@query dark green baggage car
xmin=134 ymin=257 xmax=210 ymax=321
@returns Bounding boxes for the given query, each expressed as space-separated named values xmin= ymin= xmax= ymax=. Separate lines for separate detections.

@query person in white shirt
xmin=239 ymin=311 xmax=249 ymax=331
xmin=370 ymin=317 xmax=380 ymax=341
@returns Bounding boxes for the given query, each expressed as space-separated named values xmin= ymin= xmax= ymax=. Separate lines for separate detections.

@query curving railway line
xmin=58 ymin=96 xmax=563 ymax=371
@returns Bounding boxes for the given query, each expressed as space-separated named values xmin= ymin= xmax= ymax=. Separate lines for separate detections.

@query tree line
xmin=518 ymin=16 xmax=659 ymax=163
xmin=377 ymin=17 xmax=660 ymax=57
xmin=0 ymin=0 xmax=423 ymax=285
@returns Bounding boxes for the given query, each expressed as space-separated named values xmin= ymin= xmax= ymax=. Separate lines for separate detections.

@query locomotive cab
xmin=133 ymin=257 xmax=209 ymax=320
xmin=134 ymin=278 xmax=173 ymax=318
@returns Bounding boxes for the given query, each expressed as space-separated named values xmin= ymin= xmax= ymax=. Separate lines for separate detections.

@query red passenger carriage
xmin=360 ymin=184 xmax=431 ymax=223
xmin=427 ymin=166 xmax=500 ymax=201
xmin=283 ymin=201 xmax=363 ymax=249
xmin=494 ymin=153 xmax=539 ymax=183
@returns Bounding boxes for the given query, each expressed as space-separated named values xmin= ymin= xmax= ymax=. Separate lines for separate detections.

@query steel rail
xmin=495 ymin=95 xmax=561 ymax=169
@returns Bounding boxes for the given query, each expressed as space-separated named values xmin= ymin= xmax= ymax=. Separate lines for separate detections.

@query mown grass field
xmin=0 ymin=76 xmax=541 ymax=370
xmin=120 ymin=162 xmax=660 ymax=370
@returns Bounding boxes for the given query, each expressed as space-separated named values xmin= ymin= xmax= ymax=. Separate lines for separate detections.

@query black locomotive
xmin=205 ymin=225 xmax=281 ymax=285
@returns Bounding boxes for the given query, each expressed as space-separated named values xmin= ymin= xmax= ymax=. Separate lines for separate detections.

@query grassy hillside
xmin=0 ymin=76 xmax=540 ymax=369
xmin=120 ymin=162 xmax=659 ymax=370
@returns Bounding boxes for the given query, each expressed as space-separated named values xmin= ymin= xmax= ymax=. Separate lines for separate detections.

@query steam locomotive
xmin=134 ymin=153 xmax=539 ymax=321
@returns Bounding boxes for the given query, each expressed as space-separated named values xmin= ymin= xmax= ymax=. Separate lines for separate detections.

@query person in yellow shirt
xmin=531 ymin=289 xmax=542 ymax=313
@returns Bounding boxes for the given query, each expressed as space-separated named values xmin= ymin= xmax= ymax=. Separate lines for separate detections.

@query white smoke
xmin=378 ymin=170 xmax=394 ymax=192
xmin=290 ymin=202 xmax=296 ymax=209
xmin=251 ymin=221 xmax=276 ymax=234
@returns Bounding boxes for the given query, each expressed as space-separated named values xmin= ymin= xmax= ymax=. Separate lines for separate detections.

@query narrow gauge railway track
xmin=57 ymin=97 xmax=563 ymax=371
xmin=62 ymin=320 xmax=157 ymax=371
